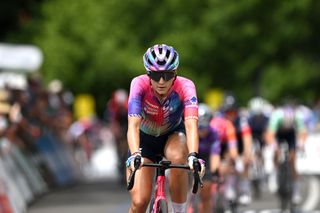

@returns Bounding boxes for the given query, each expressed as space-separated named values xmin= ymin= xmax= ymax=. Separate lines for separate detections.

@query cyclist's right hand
xmin=211 ymin=170 xmax=220 ymax=183
xmin=126 ymin=151 xmax=144 ymax=171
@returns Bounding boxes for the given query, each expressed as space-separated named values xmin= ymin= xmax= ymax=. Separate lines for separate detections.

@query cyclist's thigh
xmin=164 ymin=132 xmax=188 ymax=162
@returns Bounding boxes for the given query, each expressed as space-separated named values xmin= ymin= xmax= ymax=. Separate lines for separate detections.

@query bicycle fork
xmin=151 ymin=175 xmax=168 ymax=212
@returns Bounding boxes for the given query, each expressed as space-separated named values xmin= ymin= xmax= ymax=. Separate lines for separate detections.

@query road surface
xmin=28 ymin=175 xmax=320 ymax=213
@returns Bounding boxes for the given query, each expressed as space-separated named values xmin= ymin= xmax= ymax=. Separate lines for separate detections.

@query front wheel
xmin=156 ymin=199 xmax=168 ymax=213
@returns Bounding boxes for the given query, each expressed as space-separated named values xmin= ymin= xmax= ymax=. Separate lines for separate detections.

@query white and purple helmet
xmin=143 ymin=44 xmax=179 ymax=72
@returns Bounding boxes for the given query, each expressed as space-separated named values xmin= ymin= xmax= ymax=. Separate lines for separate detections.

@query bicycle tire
xmin=213 ymin=195 xmax=225 ymax=213
xmin=229 ymin=200 xmax=238 ymax=213
xmin=156 ymin=199 xmax=168 ymax=213
xmin=278 ymin=165 xmax=291 ymax=211
xmin=149 ymin=197 xmax=155 ymax=213
xmin=277 ymin=144 xmax=294 ymax=212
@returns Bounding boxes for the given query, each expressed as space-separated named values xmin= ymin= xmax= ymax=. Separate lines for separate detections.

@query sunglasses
xmin=148 ymin=71 xmax=176 ymax=82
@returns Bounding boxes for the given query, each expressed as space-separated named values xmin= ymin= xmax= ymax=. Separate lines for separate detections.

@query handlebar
xmin=127 ymin=157 xmax=203 ymax=194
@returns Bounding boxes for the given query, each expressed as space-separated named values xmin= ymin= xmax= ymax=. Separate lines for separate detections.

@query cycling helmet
xmin=113 ymin=89 xmax=128 ymax=105
xmin=198 ymin=103 xmax=213 ymax=128
xmin=221 ymin=94 xmax=238 ymax=112
xmin=248 ymin=96 xmax=265 ymax=115
xmin=143 ymin=44 xmax=179 ymax=72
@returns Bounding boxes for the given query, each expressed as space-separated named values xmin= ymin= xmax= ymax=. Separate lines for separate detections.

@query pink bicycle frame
xmin=151 ymin=176 xmax=168 ymax=211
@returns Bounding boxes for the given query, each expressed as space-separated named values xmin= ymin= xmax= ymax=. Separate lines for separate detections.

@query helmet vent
xmin=159 ymin=47 xmax=163 ymax=54
xmin=157 ymin=59 xmax=166 ymax=65
xmin=165 ymin=51 xmax=170 ymax=58
xmin=151 ymin=50 xmax=156 ymax=59
xmin=172 ymin=53 xmax=177 ymax=64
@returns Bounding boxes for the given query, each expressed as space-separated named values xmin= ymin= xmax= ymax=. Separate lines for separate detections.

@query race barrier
xmin=0 ymin=130 xmax=81 ymax=213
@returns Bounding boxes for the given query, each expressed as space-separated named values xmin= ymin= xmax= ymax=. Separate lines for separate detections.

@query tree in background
xmin=2 ymin=0 xmax=320 ymax=114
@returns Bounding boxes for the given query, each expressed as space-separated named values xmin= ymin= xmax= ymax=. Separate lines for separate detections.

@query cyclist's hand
xmin=188 ymin=152 xmax=206 ymax=178
xmin=211 ymin=170 xmax=220 ymax=183
xmin=297 ymin=140 xmax=306 ymax=157
xmin=126 ymin=152 xmax=144 ymax=171
xmin=235 ymin=157 xmax=244 ymax=173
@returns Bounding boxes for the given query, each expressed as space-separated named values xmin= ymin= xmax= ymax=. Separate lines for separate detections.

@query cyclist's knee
xmin=131 ymin=197 xmax=149 ymax=212
xmin=167 ymin=151 xmax=186 ymax=164
xmin=165 ymin=133 xmax=188 ymax=162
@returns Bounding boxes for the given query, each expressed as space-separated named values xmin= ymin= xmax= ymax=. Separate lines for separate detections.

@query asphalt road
xmin=27 ymin=175 xmax=320 ymax=213
xmin=28 ymin=133 xmax=320 ymax=213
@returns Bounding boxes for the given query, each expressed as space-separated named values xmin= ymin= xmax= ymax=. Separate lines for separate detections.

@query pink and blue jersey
xmin=128 ymin=75 xmax=198 ymax=136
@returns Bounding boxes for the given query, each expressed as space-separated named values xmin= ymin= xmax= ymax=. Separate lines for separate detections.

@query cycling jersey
xmin=248 ymin=113 xmax=269 ymax=144
xmin=128 ymin=74 xmax=198 ymax=136
xmin=107 ymin=89 xmax=128 ymax=127
xmin=210 ymin=116 xmax=237 ymax=149
xmin=268 ymin=107 xmax=305 ymax=133
xmin=198 ymin=126 xmax=221 ymax=180
xmin=232 ymin=114 xmax=252 ymax=154
xmin=199 ymin=127 xmax=221 ymax=156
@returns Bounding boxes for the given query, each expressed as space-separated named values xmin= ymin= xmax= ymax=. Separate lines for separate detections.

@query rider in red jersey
xmin=221 ymin=94 xmax=253 ymax=205
xmin=106 ymin=89 xmax=129 ymax=184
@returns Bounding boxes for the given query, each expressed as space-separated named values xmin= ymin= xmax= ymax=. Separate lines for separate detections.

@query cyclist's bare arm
xmin=210 ymin=154 xmax=221 ymax=172
xmin=243 ymin=134 xmax=253 ymax=157
xmin=226 ymin=122 xmax=238 ymax=160
xmin=184 ymin=118 xmax=199 ymax=153
xmin=127 ymin=116 xmax=141 ymax=154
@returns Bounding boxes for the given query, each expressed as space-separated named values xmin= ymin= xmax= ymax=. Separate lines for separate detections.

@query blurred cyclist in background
xmin=265 ymin=99 xmax=307 ymax=204
xmin=247 ymin=96 xmax=270 ymax=198
xmin=210 ymin=102 xmax=239 ymax=206
xmin=192 ymin=103 xmax=221 ymax=213
xmin=248 ymin=97 xmax=270 ymax=147
xmin=126 ymin=44 xmax=205 ymax=213
xmin=106 ymin=89 xmax=129 ymax=184
xmin=221 ymin=94 xmax=253 ymax=206
xmin=296 ymin=104 xmax=317 ymax=133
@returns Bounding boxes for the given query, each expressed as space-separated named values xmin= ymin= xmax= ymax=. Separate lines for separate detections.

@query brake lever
xmin=126 ymin=155 xmax=142 ymax=190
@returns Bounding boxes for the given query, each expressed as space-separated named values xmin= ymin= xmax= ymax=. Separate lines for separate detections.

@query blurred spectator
xmin=105 ymin=89 xmax=128 ymax=184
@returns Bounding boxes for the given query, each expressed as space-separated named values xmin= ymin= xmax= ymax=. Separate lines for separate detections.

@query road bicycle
xmin=210 ymin=175 xmax=229 ymax=213
xmin=249 ymin=138 xmax=265 ymax=199
xmin=277 ymin=142 xmax=298 ymax=213
xmin=187 ymin=164 xmax=238 ymax=213
xmin=127 ymin=155 xmax=203 ymax=213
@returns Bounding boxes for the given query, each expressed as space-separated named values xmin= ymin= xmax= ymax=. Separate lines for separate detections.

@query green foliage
xmin=5 ymin=0 xmax=319 ymax=112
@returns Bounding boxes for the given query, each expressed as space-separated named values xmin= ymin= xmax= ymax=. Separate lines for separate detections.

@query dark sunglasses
xmin=147 ymin=71 xmax=176 ymax=82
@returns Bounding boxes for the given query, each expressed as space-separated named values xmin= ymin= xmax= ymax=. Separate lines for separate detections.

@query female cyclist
xmin=197 ymin=103 xmax=221 ymax=213
xmin=126 ymin=44 xmax=205 ymax=213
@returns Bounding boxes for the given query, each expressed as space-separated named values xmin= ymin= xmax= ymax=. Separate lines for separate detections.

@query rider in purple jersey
xmin=196 ymin=103 xmax=221 ymax=212
xmin=126 ymin=44 xmax=205 ymax=213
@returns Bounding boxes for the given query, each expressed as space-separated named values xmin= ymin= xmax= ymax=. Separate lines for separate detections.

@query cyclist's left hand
xmin=188 ymin=152 xmax=206 ymax=178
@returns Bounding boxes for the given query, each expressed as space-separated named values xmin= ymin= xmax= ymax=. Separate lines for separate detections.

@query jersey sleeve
xmin=127 ymin=77 xmax=144 ymax=117
xmin=210 ymin=129 xmax=222 ymax=155
xmin=239 ymin=116 xmax=252 ymax=136
xmin=268 ymin=110 xmax=282 ymax=132
xmin=226 ymin=120 xmax=237 ymax=148
xmin=181 ymin=79 xmax=198 ymax=120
